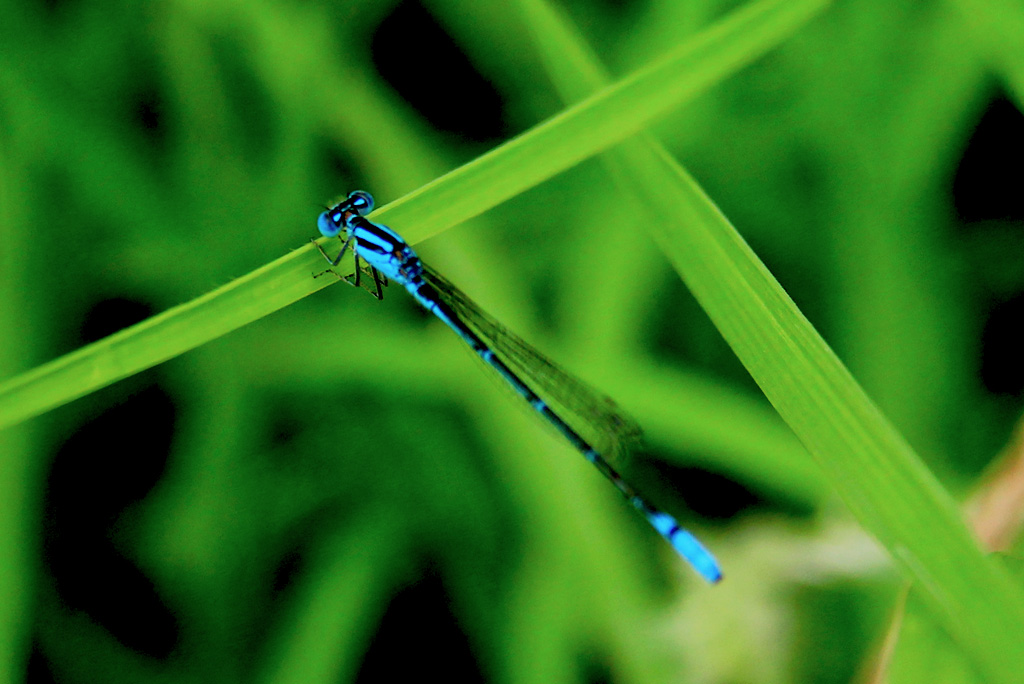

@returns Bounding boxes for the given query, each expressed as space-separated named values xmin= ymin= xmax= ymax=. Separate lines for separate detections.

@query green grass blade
xmin=259 ymin=510 xmax=406 ymax=684
xmin=0 ymin=251 xmax=332 ymax=432
xmin=379 ymin=0 xmax=830 ymax=240
xmin=0 ymin=103 xmax=35 ymax=684
xmin=0 ymin=0 xmax=825 ymax=431
xmin=515 ymin=0 xmax=1024 ymax=681
xmin=638 ymin=152 xmax=1024 ymax=684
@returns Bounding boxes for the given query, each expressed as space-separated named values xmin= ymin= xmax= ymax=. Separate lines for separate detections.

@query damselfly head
xmin=317 ymin=190 xmax=374 ymax=237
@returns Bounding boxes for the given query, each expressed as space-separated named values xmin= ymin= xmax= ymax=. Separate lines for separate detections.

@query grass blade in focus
xmin=514 ymin=0 xmax=1024 ymax=680
xmin=0 ymin=0 xmax=825 ymax=431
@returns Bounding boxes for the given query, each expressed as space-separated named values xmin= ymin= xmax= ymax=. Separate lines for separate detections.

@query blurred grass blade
xmin=637 ymin=136 xmax=1024 ymax=684
xmin=0 ymin=0 xmax=824 ymax=431
xmin=949 ymin=0 xmax=1024 ymax=106
xmin=259 ymin=510 xmax=406 ymax=684
xmin=514 ymin=0 xmax=1024 ymax=681
xmin=883 ymin=556 xmax=1024 ymax=684
xmin=378 ymin=0 xmax=830 ymax=240
xmin=885 ymin=586 xmax=982 ymax=684
xmin=0 ymin=107 xmax=36 ymax=684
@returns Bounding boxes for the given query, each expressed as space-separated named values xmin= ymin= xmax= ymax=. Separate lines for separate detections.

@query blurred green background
xmin=2 ymin=0 xmax=1023 ymax=682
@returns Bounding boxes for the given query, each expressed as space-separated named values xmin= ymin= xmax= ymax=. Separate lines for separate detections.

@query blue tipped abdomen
xmin=648 ymin=512 xmax=722 ymax=583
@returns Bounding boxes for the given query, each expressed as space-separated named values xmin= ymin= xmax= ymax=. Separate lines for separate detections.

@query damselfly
xmin=313 ymin=191 xmax=721 ymax=583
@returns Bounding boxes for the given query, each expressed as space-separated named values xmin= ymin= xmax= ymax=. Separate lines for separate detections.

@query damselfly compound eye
xmin=317 ymin=211 xmax=343 ymax=237
xmin=347 ymin=190 xmax=374 ymax=215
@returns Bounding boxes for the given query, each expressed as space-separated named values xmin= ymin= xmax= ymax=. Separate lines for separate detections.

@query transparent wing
xmin=422 ymin=264 xmax=642 ymax=460
xmin=420 ymin=265 xmax=723 ymax=584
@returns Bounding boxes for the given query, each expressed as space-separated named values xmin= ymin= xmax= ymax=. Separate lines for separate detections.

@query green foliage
xmin=515 ymin=2 xmax=1024 ymax=682
xmin=2 ymin=0 xmax=1024 ymax=683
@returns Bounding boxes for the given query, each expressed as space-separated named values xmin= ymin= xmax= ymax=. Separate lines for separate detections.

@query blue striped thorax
xmin=347 ymin=216 xmax=423 ymax=285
